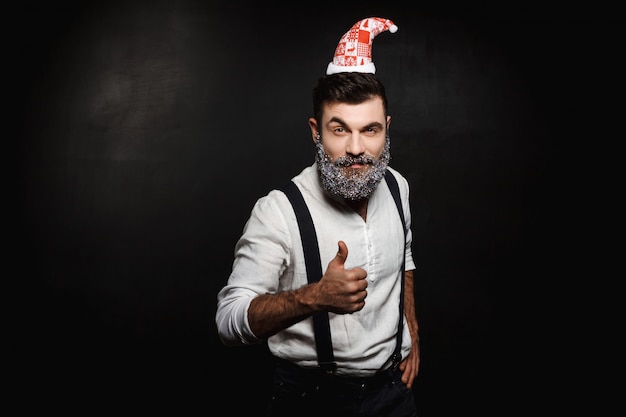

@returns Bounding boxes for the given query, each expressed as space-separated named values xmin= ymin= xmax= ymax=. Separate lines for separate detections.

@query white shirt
xmin=216 ymin=163 xmax=416 ymax=376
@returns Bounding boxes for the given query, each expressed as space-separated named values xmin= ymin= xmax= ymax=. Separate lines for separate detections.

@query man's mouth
xmin=336 ymin=156 xmax=373 ymax=168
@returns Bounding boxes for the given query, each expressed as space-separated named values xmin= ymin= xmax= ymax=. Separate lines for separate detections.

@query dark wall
xmin=9 ymin=2 xmax=621 ymax=415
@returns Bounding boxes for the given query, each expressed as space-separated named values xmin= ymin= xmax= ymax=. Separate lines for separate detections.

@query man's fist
xmin=319 ymin=240 xmax=368 ymax=313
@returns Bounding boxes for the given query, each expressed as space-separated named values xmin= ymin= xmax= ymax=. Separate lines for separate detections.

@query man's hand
xmin=316 ymin=240 xmax=368 ymax=313
xmin=399 ymin=341 xmax=420 ymax=389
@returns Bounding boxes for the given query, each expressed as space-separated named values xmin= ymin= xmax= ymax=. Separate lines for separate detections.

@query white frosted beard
xmin=315 ymin=136 xmax=391 ymax=201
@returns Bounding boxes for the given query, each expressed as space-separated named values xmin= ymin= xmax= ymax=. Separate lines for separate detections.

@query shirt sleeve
xmin=215 ymin=190 xmax=292 ymax=345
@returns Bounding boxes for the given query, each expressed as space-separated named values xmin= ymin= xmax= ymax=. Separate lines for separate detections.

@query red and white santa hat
xmin=326 ymin=17 xmax=398 ymax=75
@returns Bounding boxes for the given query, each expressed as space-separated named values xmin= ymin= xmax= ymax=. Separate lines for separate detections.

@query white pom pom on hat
xmin=326 ymin=17 xmax=398 ymax=75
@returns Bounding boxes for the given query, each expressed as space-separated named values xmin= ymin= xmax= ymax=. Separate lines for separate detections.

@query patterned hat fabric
xmin=326 ymin=17 xmax=398 ymax=75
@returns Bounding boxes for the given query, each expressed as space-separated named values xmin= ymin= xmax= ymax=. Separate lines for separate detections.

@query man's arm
xmin=399 ymin=269 xmax=420 ymax=388
xmin=247 ymin=284 xmax=319 ymax=340
xmin=248 ymin=240 xmax=367 ymax=339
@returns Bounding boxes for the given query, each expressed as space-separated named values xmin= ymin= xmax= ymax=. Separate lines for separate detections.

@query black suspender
xmin=279 ymin=169 xmax=407 ymax=372
xmin=280 ymin=180 xmax=336 ymax=373
xmin=383 ymin=169 xmax=408 ymax=370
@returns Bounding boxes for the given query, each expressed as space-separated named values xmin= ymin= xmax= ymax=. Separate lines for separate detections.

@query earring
xmin=316 ymin=133 xmax=320 ymax=140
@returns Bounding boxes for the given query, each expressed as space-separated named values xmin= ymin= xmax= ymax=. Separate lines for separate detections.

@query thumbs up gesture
xmin=317 ymin=240 xmax=368 ymax=314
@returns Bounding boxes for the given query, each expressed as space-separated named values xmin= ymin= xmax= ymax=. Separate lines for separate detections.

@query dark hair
xmin=312 ymin=72 xmax=388 ymax=124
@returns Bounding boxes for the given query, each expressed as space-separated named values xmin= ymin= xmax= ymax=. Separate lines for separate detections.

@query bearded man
xmin=216 ymin=17 xmax=420 ymax=417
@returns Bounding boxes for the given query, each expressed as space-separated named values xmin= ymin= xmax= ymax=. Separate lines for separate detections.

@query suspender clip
xmin=390 ymin=353 xmax=402 ymax=371
xmin=319 ymin=361 xmax=337 ymax=376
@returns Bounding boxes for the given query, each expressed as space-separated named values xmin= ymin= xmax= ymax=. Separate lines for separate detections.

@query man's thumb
xmin=334 ymin=240 xmax=348 ymax=266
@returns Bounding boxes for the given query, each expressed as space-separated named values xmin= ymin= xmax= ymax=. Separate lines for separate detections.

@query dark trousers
xmin=267 ymin=358 xmax=417 ymax=417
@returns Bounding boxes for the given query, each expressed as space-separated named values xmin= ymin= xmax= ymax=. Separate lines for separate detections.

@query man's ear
xmin=308 ymin=118 xmax=319 ymax=143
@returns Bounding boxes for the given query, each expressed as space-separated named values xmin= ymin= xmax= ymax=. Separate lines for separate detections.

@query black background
xmin=8 ymin=1 xmax=623 ymax=415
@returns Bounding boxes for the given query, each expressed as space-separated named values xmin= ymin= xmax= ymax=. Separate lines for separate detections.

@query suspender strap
xmin=279 ymin=181 xmax=336 ymax=373
xmin=384 ymin=169 xmax=407 ymax=370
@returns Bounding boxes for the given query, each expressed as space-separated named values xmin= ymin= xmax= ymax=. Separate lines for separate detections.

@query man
xmin=216 ymin=17 xmax=420 ymax=417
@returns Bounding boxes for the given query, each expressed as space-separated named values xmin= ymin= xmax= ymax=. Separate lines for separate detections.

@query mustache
xmin=334 ymin=154 xmax=377 ymax=167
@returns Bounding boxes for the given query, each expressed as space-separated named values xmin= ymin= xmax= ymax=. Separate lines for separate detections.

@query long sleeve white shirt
xmin=216 ymin=163 xmax=416 ymax=376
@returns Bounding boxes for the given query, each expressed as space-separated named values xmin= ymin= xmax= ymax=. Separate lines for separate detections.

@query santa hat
xmin=326 ymin=17 xmax=398 ymax=75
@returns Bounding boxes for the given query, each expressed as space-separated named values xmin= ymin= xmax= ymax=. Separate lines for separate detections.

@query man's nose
xmin=346 ymin=133 xmax=365 ymax=155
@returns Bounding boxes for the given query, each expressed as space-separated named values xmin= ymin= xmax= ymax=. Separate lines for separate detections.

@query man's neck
xmin=346 ymin=198 xmax=368 ymax=222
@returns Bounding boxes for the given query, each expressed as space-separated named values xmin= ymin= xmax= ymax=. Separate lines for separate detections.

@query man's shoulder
xmin=385 ymin=165 xmax=405 ymax=179
xmin=291 ymin=163 xmax=317 ymax=183
xmin=252 ymin=165 xmax=316 ymax=211
xmin=287 ymin=164 xmax=320 ymax=195
xmin=385 ymin=166 xmax=410 ymax=188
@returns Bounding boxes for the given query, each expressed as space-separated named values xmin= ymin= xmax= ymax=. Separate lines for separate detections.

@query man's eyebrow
xmin=327 ymin=118 xmax=384 ymax=130
xmin=327 ymin=116 xmax=347 ymax=126
xmin=364 ymin=122 xmax=385 ymax=130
